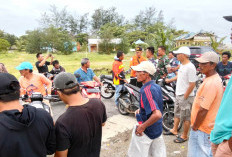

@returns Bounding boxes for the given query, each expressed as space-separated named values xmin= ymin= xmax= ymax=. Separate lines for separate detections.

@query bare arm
xmin=39 ymin=55 xmax=49 ymax=67
xmin=184 ymin=82 xmax=195 ymax=99
xmin=192 ymin=107 xmax=208 ymax=131
xmin=136 ymin=109 xmax=162 ymax=135
xmin=93 ymin=76 xmax=101 ymax=85
xmin=50 ymin=55 xmax=54 ymax=65
xmin=55 ymin=150 xmax=68 ymax=157
xmin=165 ymin=71 xmax=178 ymax=83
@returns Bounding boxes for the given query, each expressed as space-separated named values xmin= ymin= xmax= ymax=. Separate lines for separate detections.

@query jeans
xmin=115 ymin=85 xmax=123 ymax=106
xmin=188 ymin=129 xmax=213 ymax=157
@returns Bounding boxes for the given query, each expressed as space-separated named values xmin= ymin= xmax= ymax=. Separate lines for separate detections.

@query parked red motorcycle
xmin=74 ymin=73 xmax=101 ymax=99
xmin=80 ymin=81 xmax=101 ymax=99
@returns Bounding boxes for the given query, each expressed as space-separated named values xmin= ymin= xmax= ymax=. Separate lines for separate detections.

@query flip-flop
xmin=174 ymin=136 xmax=187 ymax=143
xmin=163 ymin=131 xmax=178 ymax=136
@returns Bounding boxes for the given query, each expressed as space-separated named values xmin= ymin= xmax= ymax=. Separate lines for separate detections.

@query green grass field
xmin=0 ymin=51 xmax=139 ymax=78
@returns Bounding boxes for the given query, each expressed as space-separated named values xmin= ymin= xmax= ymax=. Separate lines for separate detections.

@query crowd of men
xmin=0 ymin=46 xmax=232 ymax=157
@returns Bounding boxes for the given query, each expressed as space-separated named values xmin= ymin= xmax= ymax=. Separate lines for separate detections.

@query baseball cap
xmin=16 ymin=62 xmax=33 ymax=70
xmin=173 ymin=46 xmax=191 ymax=56
xmin=54 ymin=72 xmax=78 ymax=90
xmin=136 ymin=47 xmax=142 ymax=51
xmin=0 ymin=73 xmax=19 ymax=95
xmin=195 ymin=51 xmax=219 ymax=64
xmin=131 ymin=61 xmax=156 ymax=75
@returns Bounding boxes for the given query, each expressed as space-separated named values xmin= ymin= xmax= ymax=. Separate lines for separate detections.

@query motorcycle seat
xmin=103 ymin=75 xmax=113 ymax=81
xmin=126 ymin=83 xmax=141 ymax=92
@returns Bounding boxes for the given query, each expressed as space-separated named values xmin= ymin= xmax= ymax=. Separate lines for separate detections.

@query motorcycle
xmin=118 ymin=79 xmax=182 ymax=131
xmin=99 ymin=75 xmax=115 ymax=99
xmin=156 ymin=79 xmax=182 ymax=131
xmin=20 ymin=92 xmax=59 ymax=115
xmin=117 ymin=83 xmax=140 ymax=115
xmin=75 ymin=73 xmax=101 ymax=99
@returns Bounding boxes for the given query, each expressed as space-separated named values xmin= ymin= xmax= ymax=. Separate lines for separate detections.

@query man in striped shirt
xmin=128 ymin=61 xmax=166 ymax=157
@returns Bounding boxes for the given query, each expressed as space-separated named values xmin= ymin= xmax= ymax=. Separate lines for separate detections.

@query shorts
xmin=174 ymin=95 xmax=194 ymax=121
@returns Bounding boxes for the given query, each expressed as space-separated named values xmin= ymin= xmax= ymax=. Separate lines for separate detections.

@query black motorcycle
xmin=21 ymin=92 xmax=59 ymax=115
xmin=99 ymin=75 xmax=115 ymax=99
xmin=157 ymin=79 xmax=182 ymax=131
xmin=117 ymin=83 xmax=140 ymax=115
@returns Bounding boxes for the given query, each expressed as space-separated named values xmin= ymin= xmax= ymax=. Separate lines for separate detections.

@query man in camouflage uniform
xmin=154 ymin=46 xmax=169 ymax=81
xmin=0 ymin=63 xmax=8 ymax=73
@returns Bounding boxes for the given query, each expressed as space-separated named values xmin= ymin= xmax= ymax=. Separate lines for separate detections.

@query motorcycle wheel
xmin=101 ymin=82 xmax=115 ymax=99
xmin=162 ymin=108 xmax=182 ymax=131
xmin=118 ymin=96 xmax=130 ymax=115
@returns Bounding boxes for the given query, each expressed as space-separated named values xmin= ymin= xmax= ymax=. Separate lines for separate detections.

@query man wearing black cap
xmin=0 ymin=73 xmax=56 ymax=157
xmin=54 ymin=72 xmax=107 ymax=157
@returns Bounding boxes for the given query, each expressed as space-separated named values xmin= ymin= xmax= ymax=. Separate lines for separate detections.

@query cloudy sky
xmin=0 ymin=0 xmax=231 ymax=43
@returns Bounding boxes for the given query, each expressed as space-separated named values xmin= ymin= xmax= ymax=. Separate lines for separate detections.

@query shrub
xmin=0 ymin=38 xmax=10 ymax=52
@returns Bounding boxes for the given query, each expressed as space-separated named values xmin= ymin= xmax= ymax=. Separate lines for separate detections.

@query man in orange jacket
xmin=112 ymin=51 xmax=127 ymax=107
xmin=130 ymin=46 xmax=147 ymax=88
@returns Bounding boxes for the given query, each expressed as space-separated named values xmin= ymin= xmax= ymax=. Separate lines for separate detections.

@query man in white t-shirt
xmin=164 ymin=46 xmax=197 ymax=143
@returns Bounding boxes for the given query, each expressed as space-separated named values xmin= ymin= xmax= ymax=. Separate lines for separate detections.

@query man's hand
xmin=135 ymin=109 xmax=140 ymax=115
xmin=165 ymin=78 xmax=171 ymax=83
xmin=191 ymin=125 xmax=198 ymax=131
xmin=124 ymin=79 xmax=128 ymax=83
xmin=135 ymin=124 xmax=146 ymax=136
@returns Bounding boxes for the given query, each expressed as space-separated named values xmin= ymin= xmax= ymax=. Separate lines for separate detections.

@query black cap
xmin=136 ymin=46 xmax=142 ymax=51
xmin=54 ymin=72 xmax=78 ymax=90
xmin=0 ymin=73 xmax=19 ymax=95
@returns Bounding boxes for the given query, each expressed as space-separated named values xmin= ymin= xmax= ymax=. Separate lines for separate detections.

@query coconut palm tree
xmin=210 ymin=36 xmax=226 ymax=51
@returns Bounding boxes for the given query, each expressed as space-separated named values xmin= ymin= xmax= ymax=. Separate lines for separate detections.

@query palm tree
xmin=210 ymin=36 xmax=226 ymax=51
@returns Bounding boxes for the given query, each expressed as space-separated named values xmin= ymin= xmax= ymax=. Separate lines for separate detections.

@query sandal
xmin=174 ymin=136 xmax=187 ymax=143
xmin=163 ymin=131 xmax=178 ymax=136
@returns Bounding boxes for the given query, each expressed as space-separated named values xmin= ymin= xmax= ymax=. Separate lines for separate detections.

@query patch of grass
xmin=0 ymin=51 xmax=143 ymax=78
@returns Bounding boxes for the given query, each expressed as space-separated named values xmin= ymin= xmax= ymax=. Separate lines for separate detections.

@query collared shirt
xmin=74 ymin=68 xmax=95 ymax=83
xmin=139 ymin=81 xmax=163 ymax=139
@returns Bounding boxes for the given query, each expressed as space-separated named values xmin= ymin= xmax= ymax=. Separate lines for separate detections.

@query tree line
xmin=0 ymin=5 xmax=188 ymax=54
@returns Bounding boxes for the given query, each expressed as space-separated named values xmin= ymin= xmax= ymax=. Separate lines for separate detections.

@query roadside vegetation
xmin=0 ymin=51 xmax=137 ymax=78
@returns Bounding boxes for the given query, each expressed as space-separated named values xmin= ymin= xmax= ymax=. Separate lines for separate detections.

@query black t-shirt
xmin=55 ymin=98 xmax=107 ymax=157
xmin=36 ymin=61 xmax=50 ymax=73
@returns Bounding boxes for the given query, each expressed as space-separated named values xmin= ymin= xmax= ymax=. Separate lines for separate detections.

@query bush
xmin=0 ymin=38 xmax=10 ymax=52
xmin=115 ymin=38 xmax=130 ymax=54
xmin=98 ymin=41 xmax=115 ymax=54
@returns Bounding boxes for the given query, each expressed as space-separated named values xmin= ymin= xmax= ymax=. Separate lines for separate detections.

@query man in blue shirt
xmin=216 ymin=51 xmax=232 ymax=77
xmin=128 ymin=61 xmax=166 ymax=157
xmin=74 ymin=58 xmax=101 ymax=84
